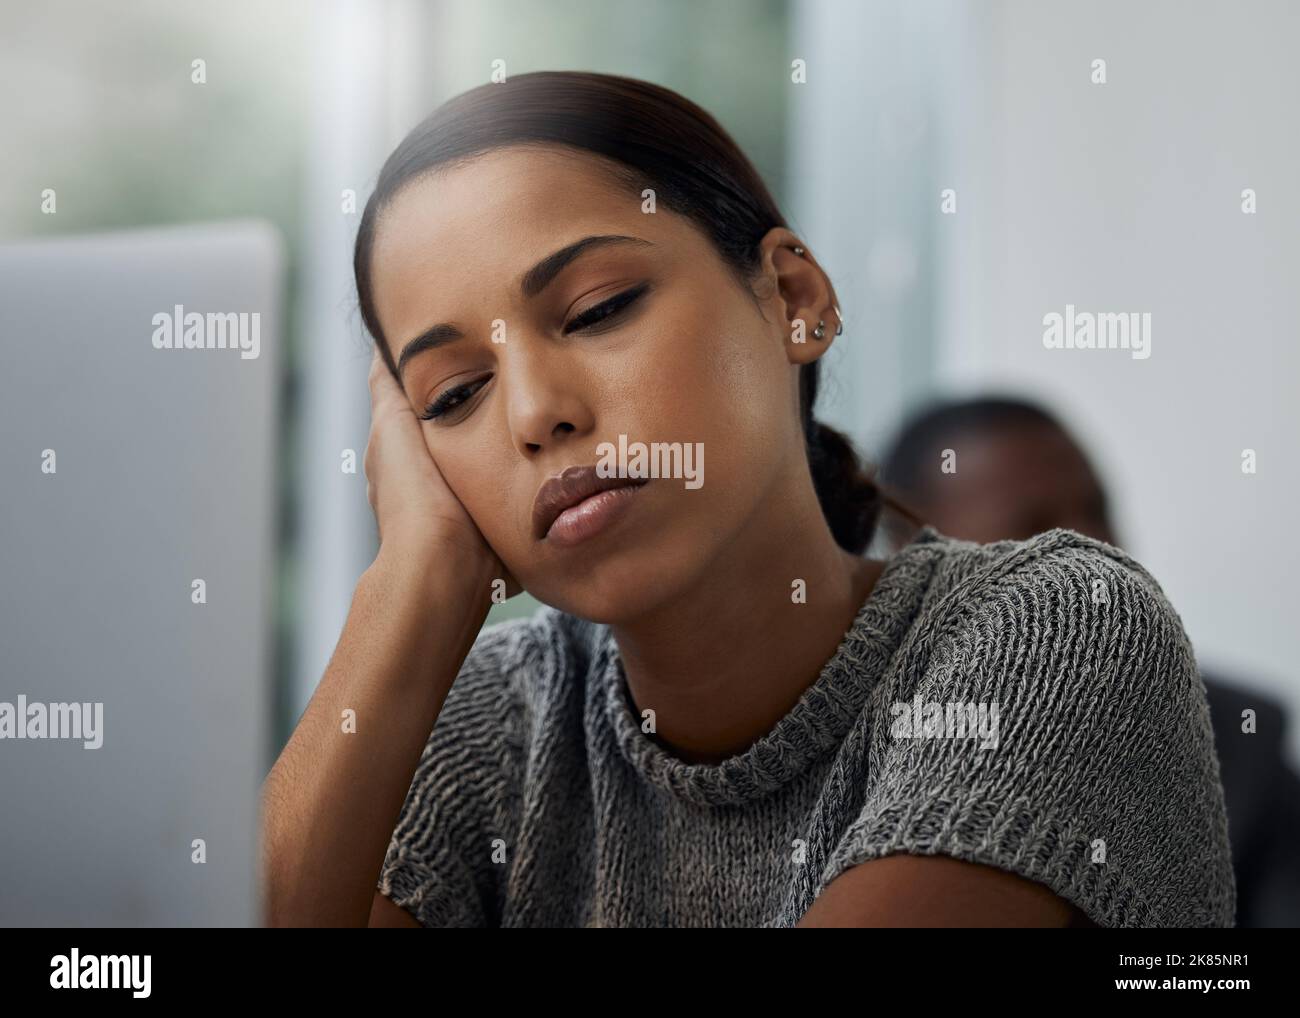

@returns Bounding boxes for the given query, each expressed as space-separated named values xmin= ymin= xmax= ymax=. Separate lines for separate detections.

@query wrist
xmin=366 ymin=536 xmax=501 ymax=611
xmin=352 ymin=541 xmax=501 ymax=694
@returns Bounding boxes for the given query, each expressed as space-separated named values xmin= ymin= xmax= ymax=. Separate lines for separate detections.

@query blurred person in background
xmin=878 ymin=395 xmax=1300 ymax=928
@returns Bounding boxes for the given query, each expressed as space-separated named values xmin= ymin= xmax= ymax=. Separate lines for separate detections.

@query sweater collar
xmin=593 ymin=527 xmax=945 ymax=807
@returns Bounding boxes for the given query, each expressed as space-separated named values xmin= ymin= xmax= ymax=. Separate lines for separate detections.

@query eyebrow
xmin=395 ymin=234 xmax=653 ymax=380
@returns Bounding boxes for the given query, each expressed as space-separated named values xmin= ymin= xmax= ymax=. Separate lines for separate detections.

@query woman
xmin=261 ymin=71 xmax=1235 ymax=927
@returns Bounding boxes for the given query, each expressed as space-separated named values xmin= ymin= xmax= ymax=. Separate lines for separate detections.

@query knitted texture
xmin=376 ymin=526 xmax=1236 ymax=927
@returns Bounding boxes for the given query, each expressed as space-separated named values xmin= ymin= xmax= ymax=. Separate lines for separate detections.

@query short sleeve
xmin=376 ymin=615 xmax=532 ymax=927
xmin=820 ymin=533 xmax=1237 ymax=928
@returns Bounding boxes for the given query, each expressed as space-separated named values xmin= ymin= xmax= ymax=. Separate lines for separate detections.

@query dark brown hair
xmin=354 ymin=70 xmax=905 ymax=554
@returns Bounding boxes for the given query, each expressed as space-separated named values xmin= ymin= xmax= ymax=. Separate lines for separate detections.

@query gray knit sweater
xmin=376 ymin=526 xmax=1236 ymax=927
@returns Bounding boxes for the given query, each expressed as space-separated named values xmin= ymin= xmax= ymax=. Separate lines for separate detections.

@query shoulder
xmin=913 ymin=526 xmax=1195 ymax=680
xmin=922 ymin=524 xmax=1174 ymax=603
xmin=898 ymin=526 xmax=1210 ymax=786
xmin=379 ymin=603 xmax=610 ymax=926
xmin=849 ymin=527 xmax=1236 ymax=926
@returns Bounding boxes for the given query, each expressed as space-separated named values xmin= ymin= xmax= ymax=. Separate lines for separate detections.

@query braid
xmin=799 ymin=361 xmax=921 ymax=553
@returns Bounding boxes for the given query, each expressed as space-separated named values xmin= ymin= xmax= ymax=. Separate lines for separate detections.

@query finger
xmin=368 ymin=344 xmax=408 ymax=416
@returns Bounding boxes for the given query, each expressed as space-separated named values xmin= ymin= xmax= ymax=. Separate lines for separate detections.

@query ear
xmin=755 ymin=227 xmax=845 ymax=367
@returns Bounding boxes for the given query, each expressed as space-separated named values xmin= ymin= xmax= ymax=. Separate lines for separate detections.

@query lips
xmin=533 ymin=464 xmax=647 ymax=540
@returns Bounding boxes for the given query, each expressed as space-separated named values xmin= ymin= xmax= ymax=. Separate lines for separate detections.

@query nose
xmin=499 ymin=341 xmax=595 ymax=459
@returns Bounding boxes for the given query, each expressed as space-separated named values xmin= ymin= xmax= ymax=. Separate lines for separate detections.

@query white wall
xmin=937 ymin=0 xmax=1300 ymax=764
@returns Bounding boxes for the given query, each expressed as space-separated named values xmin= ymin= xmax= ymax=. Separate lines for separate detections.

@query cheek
xmin=423 ymin=433 xmax=521 ymax=547
xmin=624 ymin=304 xmax=789 ymax=496
xmin=698 ymin=314 xmax=791 ymax=451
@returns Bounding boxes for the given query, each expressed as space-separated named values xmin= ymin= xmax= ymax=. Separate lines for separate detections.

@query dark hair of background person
xmin=353 ymin=69 xmax=921 ymax=555
xmin=879 ymin=396 xmax=1063 ymax=497
xmin=875 ymin=395 xmax=1066 ymax=545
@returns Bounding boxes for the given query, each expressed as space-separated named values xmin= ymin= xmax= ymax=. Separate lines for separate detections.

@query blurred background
xmin=1 ymin=0 xmax=1296 ymax=924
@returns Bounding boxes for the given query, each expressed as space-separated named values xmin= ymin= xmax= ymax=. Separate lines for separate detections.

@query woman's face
xmin=368 ymin=144 xmax=830 ymax=623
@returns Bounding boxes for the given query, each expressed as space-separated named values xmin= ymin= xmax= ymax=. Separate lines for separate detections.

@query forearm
xmin=259 ymin=542 xmax=495 ymax=926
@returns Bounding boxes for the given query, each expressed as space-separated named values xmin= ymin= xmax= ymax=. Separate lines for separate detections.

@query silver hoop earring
xmin=833 ymin=304 xmax=844 ymax=336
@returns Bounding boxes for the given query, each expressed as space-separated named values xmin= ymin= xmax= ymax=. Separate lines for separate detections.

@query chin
xmin=529 ymin=551 xmax=692 ymax=626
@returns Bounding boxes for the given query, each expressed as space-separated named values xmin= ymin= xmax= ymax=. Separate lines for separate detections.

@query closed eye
xmin=420 ymin=283 xmax=651 ymax=424
xmin=419 ymin=378 xmax=487 ymax=422
xmin=562 ymin=282 xmax=650 ymax=335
